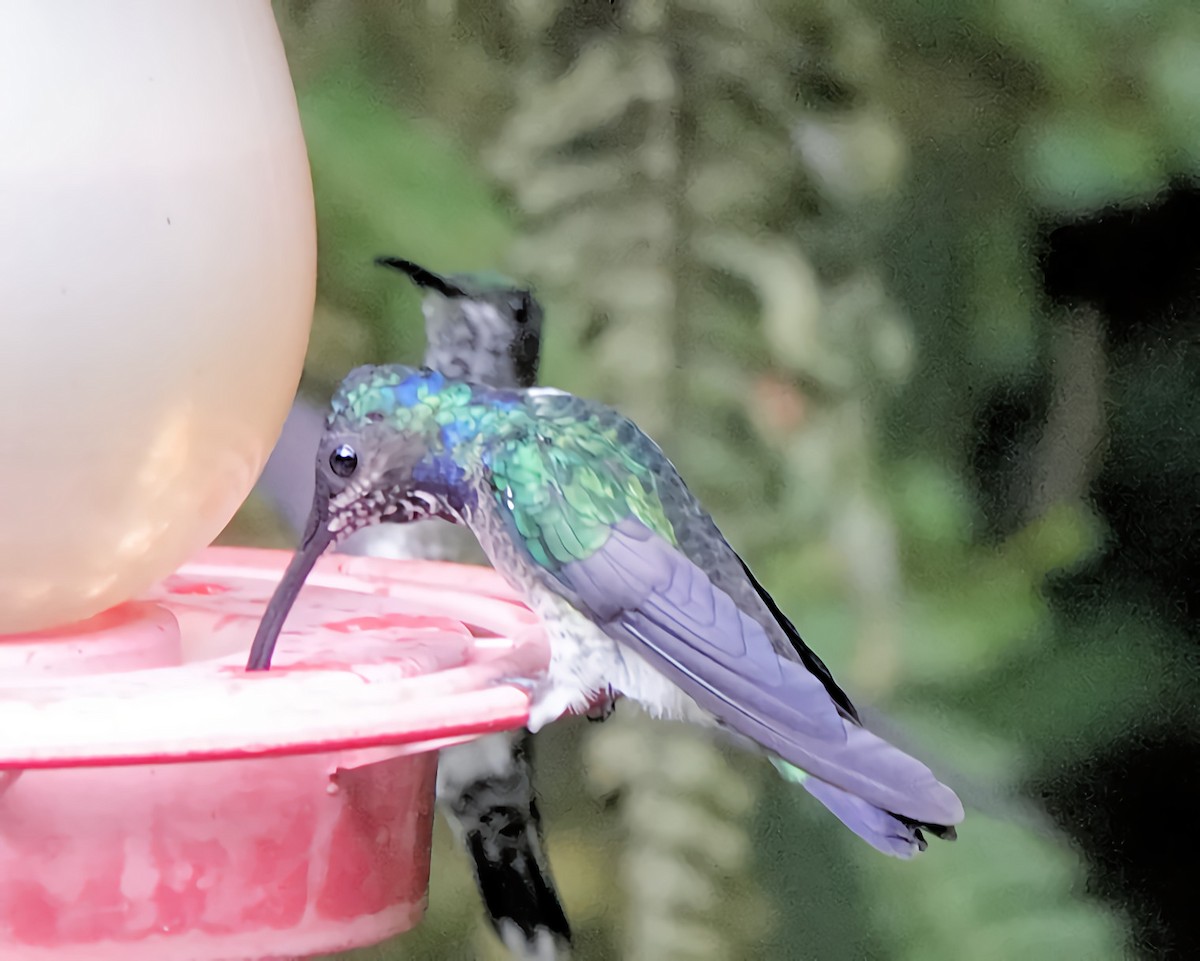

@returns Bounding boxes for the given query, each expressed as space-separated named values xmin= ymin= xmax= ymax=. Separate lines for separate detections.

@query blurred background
xmin=219 ymin=1 xmax=1200 ymax=957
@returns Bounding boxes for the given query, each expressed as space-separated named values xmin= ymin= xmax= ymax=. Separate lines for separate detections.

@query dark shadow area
xmin=971 ymin=182 xmax=1200 ymax=959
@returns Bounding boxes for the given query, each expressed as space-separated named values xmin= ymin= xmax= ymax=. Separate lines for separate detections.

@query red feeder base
xmin=0 ymin=547 xmax=549 ymax=960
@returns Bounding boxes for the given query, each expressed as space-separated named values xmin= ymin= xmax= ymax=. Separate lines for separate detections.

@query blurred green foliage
xmin=223 ymin=0 xmax=1200 ymax=957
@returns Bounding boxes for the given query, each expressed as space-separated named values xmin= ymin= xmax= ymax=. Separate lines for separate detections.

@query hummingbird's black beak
xmin=245 ymin=502 xmax=337 ymax=671
xmin=375 ymin=256 xmax=469 ymax=300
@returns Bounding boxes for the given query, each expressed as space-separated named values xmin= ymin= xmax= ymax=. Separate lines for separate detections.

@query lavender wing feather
xmin=548 ymin=518 xmax=964 ymax=839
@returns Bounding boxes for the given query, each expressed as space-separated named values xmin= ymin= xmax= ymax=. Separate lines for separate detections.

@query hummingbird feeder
xmin=0 ymin=2 xmax=547 ymax=957
xmin=0 ymin=549 xmax=548 ymax=960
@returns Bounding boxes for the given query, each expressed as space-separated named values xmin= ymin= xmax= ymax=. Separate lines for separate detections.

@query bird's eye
xmin=329 ymin=443 xmax=358 ymax=478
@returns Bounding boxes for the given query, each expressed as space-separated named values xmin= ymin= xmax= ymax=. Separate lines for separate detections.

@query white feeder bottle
xmin=0 ymin=5 xmax=549 ymax=959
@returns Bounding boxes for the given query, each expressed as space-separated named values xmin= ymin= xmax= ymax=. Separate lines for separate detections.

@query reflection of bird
xmin=255 ymin=259 xmax=570 ymax=960
xmin=250 ymin=365 xmax=965 ymax=859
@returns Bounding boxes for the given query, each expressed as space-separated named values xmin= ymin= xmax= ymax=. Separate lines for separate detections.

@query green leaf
xmin=1145 ymin=24 xmax=1200 ymax=168
xmin=890 ymin=459 xmax=974 ymax=549
xmin=960 ymin=613 xmax=1194 ymax=764
xmin=1004 ymin=502 xmax=1105 ymax=578
xmin=1021 ymin=111 xmax=1164 ymax=214
xmin=862 ymin=812 xmax=1128 ymax=961
xmin=298 ymin=68 xmax=513 ymax=365
xmin=902 ymin=564 xmax=1046 ymax=682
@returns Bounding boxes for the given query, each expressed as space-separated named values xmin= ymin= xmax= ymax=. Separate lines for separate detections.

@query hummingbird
xmin=248 ymin=365 xmax=965 ymax=858
xmin=254 ymin=258 xmax=570 ymax=961
xmin=342 ymin=258 xmax=541 ymax=565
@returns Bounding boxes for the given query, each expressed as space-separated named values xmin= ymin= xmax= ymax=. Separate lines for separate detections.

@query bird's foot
xmin=494 ymin=674 xmax=608 ymax=733
xmin=584 ymin=687 xmax=619 ymax=723
xmin=494 ymin=674 xmax=574 ymax=732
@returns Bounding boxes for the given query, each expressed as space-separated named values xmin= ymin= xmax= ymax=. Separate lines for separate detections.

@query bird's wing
xmin=484 ymin=418 xmax=963 ymax=826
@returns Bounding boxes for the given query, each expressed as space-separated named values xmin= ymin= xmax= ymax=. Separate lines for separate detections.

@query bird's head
xmin=246 ymin=364 xmax=485 ymax=670
xmin=376 ymin=256 xmax=543 ymax=389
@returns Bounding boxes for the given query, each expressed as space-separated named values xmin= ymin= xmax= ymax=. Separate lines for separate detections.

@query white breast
xmin=525 ymin=588 xmax=712 ymax=732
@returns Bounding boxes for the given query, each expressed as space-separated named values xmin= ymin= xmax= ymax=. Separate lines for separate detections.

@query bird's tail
xmin=771 ymin=757 xmax=957 ymax=858
xmin=438 ymin=731 xmax=572 ymax=960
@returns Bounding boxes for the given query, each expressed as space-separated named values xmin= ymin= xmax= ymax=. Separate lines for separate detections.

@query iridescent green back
xmin=330 ymin=366 xmax=679 ymax=573
xmin=486 ymin=393 xmax=679 ymax=570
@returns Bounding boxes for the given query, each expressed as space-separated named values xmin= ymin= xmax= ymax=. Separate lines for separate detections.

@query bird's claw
xmin=492 ymin=677 xmax=620 ymax=731
xmin=585 ymin=688 xmax=619 ymax=723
